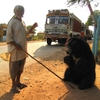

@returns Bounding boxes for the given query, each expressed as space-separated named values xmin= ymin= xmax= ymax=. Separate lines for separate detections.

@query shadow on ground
xmin=0 ymin=91 xmax=15 ymax=100
xmin=59 ymin=82 xmax=100 ymax=100
xmin=32 ymin=43 xmax=66 ymax=60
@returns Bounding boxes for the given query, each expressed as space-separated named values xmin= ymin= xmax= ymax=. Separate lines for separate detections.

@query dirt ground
xmin=0 ymin=42 xmax=100 ymax=100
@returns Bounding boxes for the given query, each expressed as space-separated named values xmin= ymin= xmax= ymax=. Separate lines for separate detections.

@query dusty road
xmin=0 ymin=41 xmax=64 ymax=76
xmin=0 ymin=40 xmax=100 ymax=100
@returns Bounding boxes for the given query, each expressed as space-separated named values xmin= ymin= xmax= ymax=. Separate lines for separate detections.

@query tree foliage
xmin=27 ymin=25 xmax=36 ymax=32
xmin=85 ymin=10 xmax=100 ymax=26
xmin=67 ymin=0 xmax=99 ymax=26
xmin=67 ymin=0 xmax=86 ymax=6
xmin=67 ymin=0 xmax=99 ymax=7
xmin=37 ymin=32 xmax=45 ymax=40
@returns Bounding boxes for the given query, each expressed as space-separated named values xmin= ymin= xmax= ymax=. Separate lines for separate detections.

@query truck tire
xmin=47 ymin=38 xmax=52 ymax=45
xmin=58 ymin=38 xmax=61 ymax=43
xmin=70 ymin=33 xmax=72 ymax=37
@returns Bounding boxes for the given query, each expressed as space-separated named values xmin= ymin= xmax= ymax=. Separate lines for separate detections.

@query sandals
xmin=17 ymin=83 xmax=27 ymax=89
xmin=10 ymin=87 xmax=20 ymax=93
xmin=10 ymin=83 xmax=27 ymax=93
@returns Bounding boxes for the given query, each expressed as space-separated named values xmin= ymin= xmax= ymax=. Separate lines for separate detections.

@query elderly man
xmin=6 ymin=5 xmax=38 ymax=93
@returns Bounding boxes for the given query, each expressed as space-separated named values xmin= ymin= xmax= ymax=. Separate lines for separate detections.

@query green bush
xmin=28 ymin=32 xmax=45 ymax=41
xmin=32 ymin=36 xmax=38 ymax=40
xmin=37 ymin=33 xmax=45 ymax=40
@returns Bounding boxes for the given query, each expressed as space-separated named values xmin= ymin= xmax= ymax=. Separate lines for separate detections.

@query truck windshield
xmin=46 ymin=16 xmax=69 ymax=24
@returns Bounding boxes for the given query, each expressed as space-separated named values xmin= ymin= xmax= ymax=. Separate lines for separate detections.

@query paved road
xmin=0 ymin=41 xmax=64 ymax=76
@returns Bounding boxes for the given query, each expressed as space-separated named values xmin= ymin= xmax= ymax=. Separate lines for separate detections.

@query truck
xmin=44 ymin=9 xmax=92 ymax=45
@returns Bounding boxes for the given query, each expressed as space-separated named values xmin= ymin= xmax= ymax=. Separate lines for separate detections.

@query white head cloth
xmin=8 ymin=5 xmax=24 ymax=24
xmin=13 ymin=5 xmax=24 ymax=14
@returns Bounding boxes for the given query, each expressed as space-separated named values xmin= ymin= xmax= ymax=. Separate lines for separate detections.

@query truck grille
xmin=48 ymin=29 xmax=64 ymax=33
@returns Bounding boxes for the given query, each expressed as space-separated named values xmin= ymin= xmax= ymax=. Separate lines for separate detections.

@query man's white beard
xmin=16 ymin=15 xmax=23 ymax=18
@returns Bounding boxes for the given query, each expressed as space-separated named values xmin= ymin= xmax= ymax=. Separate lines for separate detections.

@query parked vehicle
xmin=44 ymin=9 xmax=92 ymax=45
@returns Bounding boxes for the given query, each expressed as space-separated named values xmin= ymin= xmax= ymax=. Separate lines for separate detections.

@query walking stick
xmin=22 ymin=49 xmax=63 ymax=80
xmin=22 ymin=49 xmax=75 ymax=89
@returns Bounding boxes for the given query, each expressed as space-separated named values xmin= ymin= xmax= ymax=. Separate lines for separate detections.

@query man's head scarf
xmin=8 ymin=5 xmax=24 ymax=24
xmin=13 ymin=5 xmax=24 ymax=15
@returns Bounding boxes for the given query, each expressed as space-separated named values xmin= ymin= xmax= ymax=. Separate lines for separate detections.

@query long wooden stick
xmin=22 ymin=49 xmax=75 ymax=89
xmin=22 ymin=49 xmax=63 ymax=80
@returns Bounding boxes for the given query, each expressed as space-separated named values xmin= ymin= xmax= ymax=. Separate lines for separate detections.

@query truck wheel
xmin=70 ymin=33 xmax=72 ymax=37
xmin=58 ymin=38 xmax=61 ymax=43
xmin=47 ymin=38 xmax=52 ymax=45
